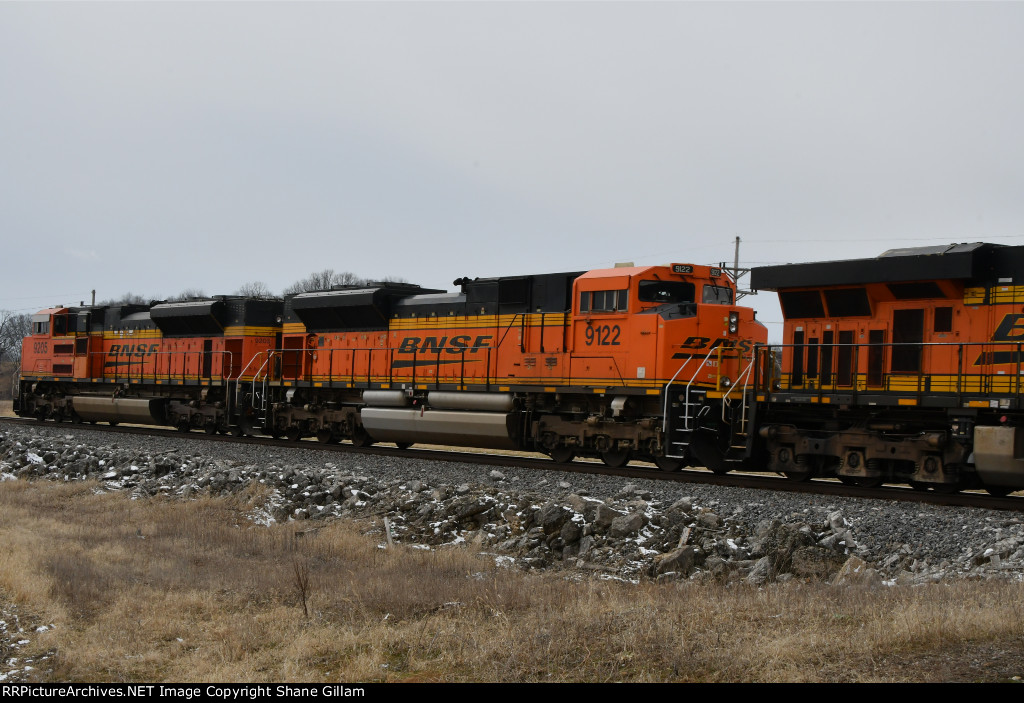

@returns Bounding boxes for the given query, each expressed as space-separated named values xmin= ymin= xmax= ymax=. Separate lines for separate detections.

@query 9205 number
xmin=585 ymin=324 xmax=621 ymax=346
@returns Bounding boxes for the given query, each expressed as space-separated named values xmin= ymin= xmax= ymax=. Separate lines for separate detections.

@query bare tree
xmin=283 ymin=269 xmax=367 ymax=295
xmin=98 ymin=292 xmax=148 ymax=306
xmin=234 ymin=281 xmax=276 ymax=299
xmin=0 ymin=311 xmax=31 ymax=366
xmin=168 ymin=288 xmax=207 ymax=302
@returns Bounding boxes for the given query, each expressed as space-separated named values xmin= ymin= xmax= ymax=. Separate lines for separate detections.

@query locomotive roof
xmin=750 ymin=242 xmax=1018 ymax=290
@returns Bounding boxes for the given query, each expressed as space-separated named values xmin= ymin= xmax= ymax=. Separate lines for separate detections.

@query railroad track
xmin=2 ymin=415 xmax=1022 ymax=512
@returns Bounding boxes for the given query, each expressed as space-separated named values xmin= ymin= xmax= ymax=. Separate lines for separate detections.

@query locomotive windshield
xmin=638 ymin=280 xmax=695 ymax=304
xmin=702 ymin=284 xmax=733 ymax=305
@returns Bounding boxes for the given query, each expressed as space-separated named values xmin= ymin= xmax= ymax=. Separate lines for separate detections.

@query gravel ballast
xmin=2 ymin=423 xmax=1023 ymax=587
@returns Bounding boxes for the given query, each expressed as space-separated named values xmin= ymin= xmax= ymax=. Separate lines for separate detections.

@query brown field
xmin=0 ymin=400 xmax=13 ymax=417
xmin=1 ymin=479 xmax=1023 ymax=683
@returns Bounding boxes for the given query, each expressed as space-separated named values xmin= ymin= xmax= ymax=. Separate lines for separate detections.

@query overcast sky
xmin=2 ymin=2 xmax=1023 ymax=341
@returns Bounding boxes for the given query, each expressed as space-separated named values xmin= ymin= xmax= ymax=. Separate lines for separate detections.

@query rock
xmin=534 ymin=503 xmax=570 ymax=535
xmin=609 ymin=512 xmax=645 ymax=538
xmin=790 ymin=546 xmax=846 ymax=580
xmin=651 ymin=546 xmax=696 ymax=577
xmin=592 ymin=504 xmax=624 ymax=532
xmin=833 ymin=556 xmax=882 ymax=587
xmin=696 ymin=512 xmax=721 ymax=529
xmin=746 ymin=556 xmax=773 ymax=585
xmin=559 ymin=520 xmax=582 ymax=545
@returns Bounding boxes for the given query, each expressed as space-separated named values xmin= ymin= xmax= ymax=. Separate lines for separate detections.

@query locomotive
xmin=750 ymin=242 xmax=1024 ymax=496
xmin=14 ymin=262 xmax=765 ymax=472
xmin=15 ymin=242 xmax=1024 ymax=496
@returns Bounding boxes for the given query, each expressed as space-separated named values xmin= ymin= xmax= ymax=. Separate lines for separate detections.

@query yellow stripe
xmin=897 ymin=398 xmax=917 ymax=406
xmin=964 ymin=285 xmax=1024 ymax=305
xmin=964 ymin=287 xmax=986 ymax=305
xmin=103 ymin=330 xmax=162 ymax=340
xmin=388 ymin=313 xmax=569 ymax=331
xmin=223 ymin=326 xmax=279 ymax=336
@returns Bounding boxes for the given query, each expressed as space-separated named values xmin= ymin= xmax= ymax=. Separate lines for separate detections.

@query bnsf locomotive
xmin=750 ymin=242 xmax=1024 ymax=496
xmin=14 ymin=243 xmax=1024 ymax=496
xmin=15 ymin=262 xmax=764 ymax=472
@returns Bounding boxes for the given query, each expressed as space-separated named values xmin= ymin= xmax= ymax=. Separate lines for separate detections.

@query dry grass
xmin=0 ymin=400 xmax=13 ymax=417
xmin=1 ymin=479 xmax=1023 ymax=683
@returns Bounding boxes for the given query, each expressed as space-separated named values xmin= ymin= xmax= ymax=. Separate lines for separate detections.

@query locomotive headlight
xmin=721 ymin=376 xmax=732 ymax=389
xmin=728 ymin=311 xmax=739 ymax=334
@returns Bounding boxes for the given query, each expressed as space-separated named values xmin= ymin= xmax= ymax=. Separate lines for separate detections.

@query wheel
xmin=601 ymin=448 xmax=631 ymax=469
xmin=230 ymin=425 xmax=244 ymax=437
xmin=852 ymin=476 xmax=884 ymax=489
xmin=176 ymin=419 xmax=190 ymax=433
xmin=204 ymin=423 xmax=217 ymax=435
xmin=286 ymin=427 xmax=302 ymax=442
xmin=909 ymin=481 xmax=929 ymax=492
xmin=689 ymin=433 xmax=728 ymax=475
xmin=351 ymin=427 xmax=375 ymax=447
xmin=783 ymin=471 xmax=813 ymax=482
xmin=985 ymin=485 xmax=1014 ymax=498
xmin=395 ymin=442 xmax=413 ymax=450
xmin=654 ymin=456 xmax=684 ymax=473
xmin=316 ymin=429 xmax=334 ymax=444
xmin=549 ymin=447 xmax=576 ymax=464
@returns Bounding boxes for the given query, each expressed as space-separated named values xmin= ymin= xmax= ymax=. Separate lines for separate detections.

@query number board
xmin=671 ymin=264 xmax=693 ymax=274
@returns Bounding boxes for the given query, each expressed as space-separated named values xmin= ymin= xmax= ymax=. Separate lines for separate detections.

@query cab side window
xmin=579 ymin=289 xmax=628 ymax=313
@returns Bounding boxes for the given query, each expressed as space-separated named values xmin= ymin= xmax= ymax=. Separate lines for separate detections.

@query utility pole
xmin=721 ymin=236 xmax=754 ymax=300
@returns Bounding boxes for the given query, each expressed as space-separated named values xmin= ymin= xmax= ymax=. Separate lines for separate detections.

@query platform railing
xmin=758 ymin=339 xmax=1024 ymax=402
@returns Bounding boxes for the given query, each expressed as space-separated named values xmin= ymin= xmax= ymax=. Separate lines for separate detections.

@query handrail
xmin=721 ymin=356 xmax=755 ymax=427
xmin=660 ymin=357 xmax=694 ymax=439
xmin=235 ymin=352 xmax=270 ymax=411
xmin=762 ymin=339 xmax=1024 ymax=399
xmin=683 ymin=346 xmax=721 ymax=430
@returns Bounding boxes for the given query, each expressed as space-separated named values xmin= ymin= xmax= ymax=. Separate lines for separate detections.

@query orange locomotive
xmin=17 ymin=298 xmax=281 ymax=433
xmin=16 ymin=262 xmax=766 ymax=470
xmin=750 ymin=242 xmax=1024 ymax=496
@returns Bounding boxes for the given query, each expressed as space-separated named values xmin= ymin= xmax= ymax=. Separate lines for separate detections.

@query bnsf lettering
xmin=680 ymin=337 xmax=752 ymax=353
xmin=991 ymin=314 xmax=1024 ymax=341
xmin=109 ymin=344 xmax=159 ymax=356
xmin=397 ymin=336 xmax=492 ymax=354
xmin=679 ymin=337 xmax=753 ymax=354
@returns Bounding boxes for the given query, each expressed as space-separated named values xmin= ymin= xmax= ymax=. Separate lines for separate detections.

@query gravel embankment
xmin=2 ymin=423 xmax=1023 ymax=587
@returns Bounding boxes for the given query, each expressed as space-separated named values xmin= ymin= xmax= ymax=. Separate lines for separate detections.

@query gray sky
xmin=2 ymin=2 xmax=1023 ymax=341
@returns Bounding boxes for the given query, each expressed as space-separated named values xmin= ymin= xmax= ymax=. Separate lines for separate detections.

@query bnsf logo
xmin=679 ymin=337 xmax=754 ymax=354
xmin=108 ymin=344 xmax=159 ymax=356
xmin=992 ymin=314 xmax=1024 ymax=341
xmin=397 ymin=335 xmax=493 ymax=354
